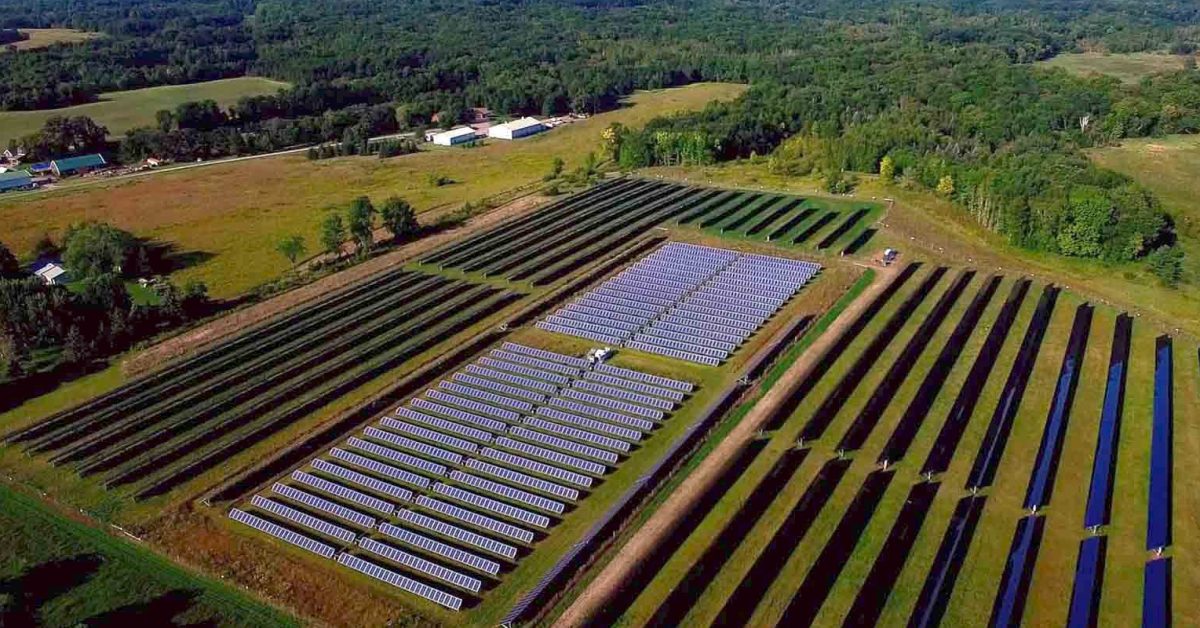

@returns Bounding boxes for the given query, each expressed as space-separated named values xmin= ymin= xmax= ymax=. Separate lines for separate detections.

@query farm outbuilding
xmin=487 ymin=117 xmax=547 ymax=140
xmin=33 ymin=261 xmax=69 ymax=285
xmin=0 ymin=170 xmax=33 ymax=192
xmin=51 ymin=153 xmax=107 ymax=177
xmin=431 ymin=127 xmax=479 ymax=146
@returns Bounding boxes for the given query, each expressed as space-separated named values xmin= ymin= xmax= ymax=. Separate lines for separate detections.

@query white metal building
xmin=431 ymin=127 xmax=479 ymax=146
xmin=487 ymin=117 xmax=547 ymax=140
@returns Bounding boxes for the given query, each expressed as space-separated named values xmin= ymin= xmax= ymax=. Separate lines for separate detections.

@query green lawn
xmin=0 ymin=77 xmax=290 ymax=146
xmin=0 ymin=483 xmax=296 ymax=627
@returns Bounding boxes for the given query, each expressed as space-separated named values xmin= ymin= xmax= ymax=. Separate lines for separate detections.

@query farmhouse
xmin=430 ymin=127 xmax=479 ymax=146
xmin=51 ymin=153 xmax=107 ymax=177
xmin=0 ymin=170 xmax=33 ymax=193
xmin=487 ymin=116 xmax=547 ymax=140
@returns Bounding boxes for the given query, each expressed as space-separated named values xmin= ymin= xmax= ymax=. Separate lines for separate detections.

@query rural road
xmin=554 ymin=263 xmax=902 ymax=626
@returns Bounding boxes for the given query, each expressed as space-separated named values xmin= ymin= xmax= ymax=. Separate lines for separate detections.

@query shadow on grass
xmin=0 ymin=554 xmax=104 ymax=625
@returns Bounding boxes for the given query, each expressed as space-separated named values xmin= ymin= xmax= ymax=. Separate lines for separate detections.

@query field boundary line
xmin=554 ymin=263 xmax=900 ymax=626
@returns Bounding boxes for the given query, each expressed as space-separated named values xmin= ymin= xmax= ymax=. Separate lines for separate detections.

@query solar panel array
xmin=230 ymin=342 xmax=693 ymax=612
xmin=536 ymin=242 xmax=820 ymax=364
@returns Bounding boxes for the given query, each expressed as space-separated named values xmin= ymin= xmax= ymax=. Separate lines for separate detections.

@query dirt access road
xmin=122 ymin=192 xmax=550 ymax=375
xmin=555 ymin=263 xmax=901 ymax=626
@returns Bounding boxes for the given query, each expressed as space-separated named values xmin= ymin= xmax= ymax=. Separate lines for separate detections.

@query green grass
xmin=1038 ymin=52 xmax=1195 ymax=84
xmin=615 ymin=265 xmax=1193 ymax=627
xmin=0 ymin=77 xmax=290 ymax=146
xmin=0 ymin=483 xmax=296 ymax=627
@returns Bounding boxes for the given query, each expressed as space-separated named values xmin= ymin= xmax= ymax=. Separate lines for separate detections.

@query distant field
xmin=2 ymin=28 xmax=101 ymax=53
xmin=1087 ymin=135 xmax=1200 ymax=285
xmin=0 ymin=76 xmax=290 ymax=146
xmin=1038 ymin=52 xmax=1193 ymax=84
xmin=0 ymin=82 xmax=747 ymax=298
xmin=0 ymin=484 xmax=296 ymax=626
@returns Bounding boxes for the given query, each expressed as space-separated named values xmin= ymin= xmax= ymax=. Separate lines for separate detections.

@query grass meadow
xmin=1 ymin=28 xmax=101 ymax=53
xmin=0 ymin=77 xmax=289 ymax=147
xmin=1037 ymin=52 xmax=1195 ymax=84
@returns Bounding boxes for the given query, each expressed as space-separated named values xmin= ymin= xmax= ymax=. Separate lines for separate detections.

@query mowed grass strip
xmin=0 ymin=77 xmax=289 ymax=146
xmin=0 ymin=83 xmax=747 ymax=298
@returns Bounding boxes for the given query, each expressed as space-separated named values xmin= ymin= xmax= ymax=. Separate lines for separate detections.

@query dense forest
xmin=3 ymin=0 xmax=1200 ymax=268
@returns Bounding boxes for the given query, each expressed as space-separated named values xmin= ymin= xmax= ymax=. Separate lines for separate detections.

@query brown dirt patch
xmin=122 ymin=193 xmax=551 ymax=376
xmin=554 ymin=264 xmax=900 ymax=626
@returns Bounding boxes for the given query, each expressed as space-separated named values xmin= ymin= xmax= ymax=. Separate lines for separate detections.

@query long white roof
xmin=492 ymin=117 xmax=544 ymax=133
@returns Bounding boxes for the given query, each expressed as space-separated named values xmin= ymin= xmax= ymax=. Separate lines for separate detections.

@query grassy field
xmin=1038 ymin=52 xmax=1195 ymax=84
xmin=0 ymin=77 xmax=289 ymax=147
xmin=615 ymin=265 xmax=1198 ymax=626
xmin=2 ymin=28 xmax=101 ymax=53
xmin=0 ymin=483 xmax=296 ymax=627
xmin=0 ymin=82 xmax=747 ymax=299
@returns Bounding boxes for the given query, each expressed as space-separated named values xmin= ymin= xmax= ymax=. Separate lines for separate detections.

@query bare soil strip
xmin=555 ymin=263 xmax=900 ymax=626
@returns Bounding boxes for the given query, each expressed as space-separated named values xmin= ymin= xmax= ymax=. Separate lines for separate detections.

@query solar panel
xmin=571 ymin=380 xmax=676 ymax=411
xmin=449 ymin=470 xmax=566 ymax=514
xmin=412 ymin=396 xmax=511 ymax=430
xmin=630 ymin=334 xmax=729 ymax=360
xmin=536 ymin=322 xmax=626 ymax=346
xmin=561 ymin=389 xmax=665 ymax=420
xmin=626 ymin=340 xmax=721 ymax=366
xmin=434 ymin=482 xmax=551 ymax=528
xmin=651 ymin=319 xmax=746 ymax=344
xmin=549 ymin=311 xmax=642 ymax=333
xmin=510 ymin=427 xmax=619 ymax=465
xmin=494 ymin=437 xmax=608 ymax=475
xmin=292 ymin=470 xmax=396 ymax=516
xmin=273 ymin=482 xmax=377 ymax=528
xmin=395 ymin=406 xmax=496 ymax=442
xmin=478 ymin=356 xmax=571 ymax=385
xmin=465 ymin=364 xmax=560 ymax=394
xmin=364 ymin=426 xmax=465 ymax=466
xmin=534 ymin=406 xmax=643 ymax=441
xmin=358 ymin=537 xmax=482 ymax=593
xmin=347 ymin=436 xmax=449 ymax=476
xmin=576 ymin=295 xmax=661 ymax=319
xmin=427 ymin=389 xmax=525 ymax=421
xmin=440 ymin=381 xmax=535 ymax=412
xmin=480 ymin=448 xmax=593 ymax=488
xmin=563 ymin=303 xmax=650 ymax=327
xmin=489 ymin=350 xmax=581 ymax=376
xmin=380 ymin=417 xmax=480 ymax=454
xmin=396 ymin=508 xmax=518 ymax=560
xmin=592 ymin=362 xmax=694 ymax=392
xmin=229 ymin=508 xmax=336 ymax=558
xmin=663 ymin=308 xmax=758 ymax=332
xmin=524 ymin=417 xmax=630 ymax=452
xmin=330 ymin=447 xmax=433 ymax=489
xmin=502 ymin=343 xmax=588 ymax=368
xmin=337 ymin=553 xmax=463 ymax=611
xmin=250 ymin=495 xmax=357 ymax=543
xmin=453 ymin=373 xmax=548 ymax=403
xmin=379 ymin=522 xmax=501 ymax=576
xmin=546 ymin=398 xmax=656 ymax=431
xmin=465 ymin=458 xmax=580 ymax=500
xmin=640 ymin=327 xmax=738 ymax=353
xmin=415 ymin=495 xmax=536 ymax=543
xmin=311 ymin=458 xmax=415 ymax=502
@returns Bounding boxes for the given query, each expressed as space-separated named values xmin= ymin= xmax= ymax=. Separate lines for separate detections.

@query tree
xmin=879 ymin=155 xmax=896 ymax=182
xmin=936 ymin=175 xmax=955 ymax=196
xmin=1147 ymin=245 xmax=1184 ymax=287
xmin=0 ymin=242 xmax=20 ymax=278
xmin=276 ymin=235 xmax=307 ymax=268
xmin=379 ymin=197 xmax=419 ymax=241
xmin=62 ymin=222 xmax=139 ymax=278
xmin=545 ymin=156 xmax=565 ymax=181
xmin=321 ymin=214 xmax=347 ymax=257
xmin=20 ymin=116 xmax=109 ymax=160
xmin=61 ymin=325 xmax=90 ymax=365
xmin=347 ymin=196 xmax=377 ymax=254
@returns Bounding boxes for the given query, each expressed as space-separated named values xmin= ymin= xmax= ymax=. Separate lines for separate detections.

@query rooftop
xmin=52 ymin=153 xmax=107 ymax=171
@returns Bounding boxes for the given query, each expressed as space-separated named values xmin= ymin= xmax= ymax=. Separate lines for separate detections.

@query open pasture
xmin=597 ymin=262 xmax=1197 ymax=627
xmin=1038 ymin=52 xmax=1195 ymax=84
xmin=0 ymin=76 xmax=289 ymax=146
xmin=1 ymin=28 xmax=101 ymax=52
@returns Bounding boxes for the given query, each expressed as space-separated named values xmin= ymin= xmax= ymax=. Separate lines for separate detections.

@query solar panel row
xmin=229 ymin=508 xmax=336 ymax=558
xmin=250 ymin=495 xmax=357 ymax=543
xmin=502 ymin=343 xmax=589 ymax=368
xmin=380 ymin=417 xmax=480 ymax=454
xmin=337 ymin=552 xmax=464 ymax=611
xmin=449 ymin=470 xmax=566 ymax=515
xmin=481 ymin=447 xmax=594 ymax=488
xmin=273 ymin=482 xmax=377 ymax=528
xmin=525 ymin=417 xmax=631 ymax=452
xmin=535 ymin=406 xmax=644 ymax=441
xmin=641 ymin=326 xmax=739 ymax=353
xmin=411 ymin=397 xmax=510 ymax=431
xmin=511 ymin=426 xmax=619 ymax=465
xmin=626 ymin=340 xmax=721 ymax=366
xmin=571 ymin=380 xmax=676 ymax=411
xmin=478 ymin=356 xmax=571 ymax=385
xmin=631 ymin=333 xmax=729 ymax=360
xmin=535 ymin=321 xmax=626 ymax=346
xmin=561 ymin=389 xmax=666 ymax=420
xmin=396 ymin=508 xmax=518 ymax=559
xmin=440 ymin=381 xmax=536 ymax=412
xmin=489 ymin=350 xmax=582 ymax=376
xmin=330 ymin=447 xmax=433 ymax=490
xmin=348 ymin=437 xmax=449 ymax=477
xmin=547 ymin=398 xmax=656 ymax=431
xmin=292 ymin=470 xmax=397 ymax=516
xmin=311 ymin=458 xmax=416 ymax=502
xmin=593 ymin=362 xmax=693 ymax=392
xmin=454 ymin=373 xmax=549 ymax=403
xmin=364 ymin=427 xmax=465 ymax=466
xmin=466 ymin=365 xmax=560 ymax=394
xmin=465 ymin=458 xmax=580 ymax=500
xmin=379 ymin=522 xmax=501 ymax=576
xmin=416 ymin=495 xmax=536 ymax=543
xmin=495 ymin=437 xmax=608 ymax=476
xmin=434 ymin=482 xmax=551 ymax=529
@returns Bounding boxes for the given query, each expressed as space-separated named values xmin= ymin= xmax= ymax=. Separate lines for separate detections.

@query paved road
xmin=554 ymin=264 xmax=900 ymax=626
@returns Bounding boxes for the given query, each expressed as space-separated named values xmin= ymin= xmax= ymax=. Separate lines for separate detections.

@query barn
xmin=431 ymin=127 xmax=479 ymax=146
xmin=487 ymin=117 xmax=547 ymax=140
xmin=51 ymin=154 xmax=107 ymax=177
xmin=0 ymin=170 xmax=33 ymax=193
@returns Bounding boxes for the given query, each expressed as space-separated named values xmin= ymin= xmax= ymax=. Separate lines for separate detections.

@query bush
xmin=1147 ymin=245 xmax=1184 ymax=287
